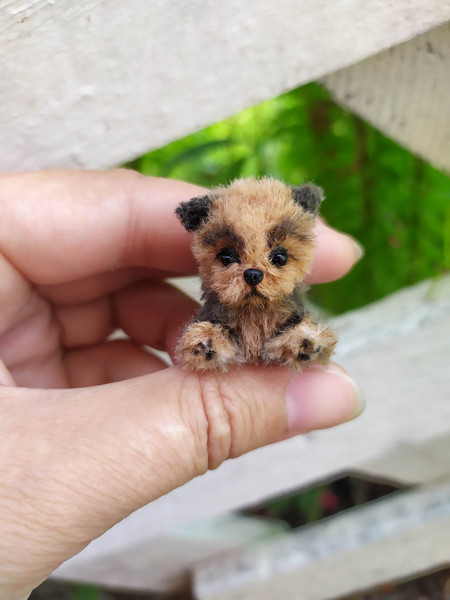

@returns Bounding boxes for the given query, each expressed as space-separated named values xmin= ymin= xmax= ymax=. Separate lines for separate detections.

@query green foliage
xmin=127 ymin=83 xmax=450 ymax=314
xmin=263 ymin=485 xmax=325 ymax=525
xmin=70 ymin=584 xmax=101 ymax=600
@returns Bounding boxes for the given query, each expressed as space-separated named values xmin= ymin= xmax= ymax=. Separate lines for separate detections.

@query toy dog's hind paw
xmin=262 ymin=315 xmax=337 ymax=371
xmin=177 ymin=321 xmax=243 ymax=371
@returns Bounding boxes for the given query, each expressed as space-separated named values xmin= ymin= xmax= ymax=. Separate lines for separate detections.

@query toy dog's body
xmin=176 ymin=178 xmax=337 ymax=371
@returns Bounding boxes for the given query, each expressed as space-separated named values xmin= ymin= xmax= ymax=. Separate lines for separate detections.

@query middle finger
xmin=55 ymin=280 xmax=198 ymax=355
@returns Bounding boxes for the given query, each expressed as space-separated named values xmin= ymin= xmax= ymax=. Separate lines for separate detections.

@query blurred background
xmin=127 ymin=82 xmax=450 ymax=315
xmin=31 ymin=80 xmax=450 ymax=600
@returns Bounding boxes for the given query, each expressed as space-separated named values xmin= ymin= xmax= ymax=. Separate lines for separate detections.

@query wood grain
xmin=1 ymin=1 xmax=449 ymax=171
xmin=194 ymin=479 xmax=450 ymax=600
xmin=322 ymin=22 xmax=450 ymax=173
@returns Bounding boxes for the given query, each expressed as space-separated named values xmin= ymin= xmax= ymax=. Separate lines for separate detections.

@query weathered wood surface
xmin=322 ymin=22 xmax=450 ymax=173
xmin=1 ymin=1 xmax=450 ymax=172
xmin=53 ymin=274 xmax=450 ymax=591
xmin=194 ymin=478 xmax=450 ymax=600
xmin=53 ymin=515 xmax=286 ymax=593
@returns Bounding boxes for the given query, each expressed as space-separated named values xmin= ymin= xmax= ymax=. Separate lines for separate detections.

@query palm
xmin=4 ymin=284 xmax=69 ymax=388
xmin=3 ymin=273 xmax=180 ymax=389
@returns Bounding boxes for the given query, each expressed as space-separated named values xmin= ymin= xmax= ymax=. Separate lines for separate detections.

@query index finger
xmin=0 ymin=170 xmax=360 ymax=286
xmin=0 ymin=170 xmax=202 ymax=285
xmin=306 ymin=219 xmax=363 ymax=284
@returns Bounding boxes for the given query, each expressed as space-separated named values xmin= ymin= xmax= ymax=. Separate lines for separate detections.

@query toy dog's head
xmin=176 ymin=178 xmax=323 ymax=308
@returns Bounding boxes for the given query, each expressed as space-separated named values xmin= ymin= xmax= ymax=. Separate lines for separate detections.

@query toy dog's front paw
xmin=295 ymin=328 xmax=336 ymax=365
xmin=177 ymin=321 xmax=243 ymax=371
xmin=263 ymin=316 xmax=337 ymax=371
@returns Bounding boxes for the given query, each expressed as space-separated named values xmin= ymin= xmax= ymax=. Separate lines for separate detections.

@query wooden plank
xmin=1 ymin=1 xmax=450 ymax=171
xmin=52 ymin=275 xmax=450 ymax=590
xmin=53 ymin=515 xmax=286 ymax=593
xmin=322 ymin=22 xmax=450 ymax=173
xmin=193 ymin=478 xmax=450 ymax=600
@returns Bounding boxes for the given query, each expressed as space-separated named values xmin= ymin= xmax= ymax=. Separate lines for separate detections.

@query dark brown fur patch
xmin=202 ymin=225 xmax=245 ymax=251
xmin=267 ymin=219 xmax=312 ymax=248
xmin=176 ymin=195 xmax=213 ymax=231
xmin=274 ymin=312 xmax=304 ymax=336
xmin=291 ymin=184 xmax=324 ymax=215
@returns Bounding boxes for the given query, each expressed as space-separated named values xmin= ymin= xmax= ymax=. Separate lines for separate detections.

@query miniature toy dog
xmin=175 ymin=177 xmax=337 ymax=371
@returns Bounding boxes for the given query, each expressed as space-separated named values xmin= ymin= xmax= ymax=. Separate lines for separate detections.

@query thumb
xmin=0 ymin=364 xmax=362 ymax=596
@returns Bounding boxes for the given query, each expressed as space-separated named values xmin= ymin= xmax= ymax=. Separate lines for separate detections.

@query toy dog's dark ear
xmin=291 ymin=184 xmax=324 ymax=216
xmin=175 ymin=195 xmax=213 ymax=231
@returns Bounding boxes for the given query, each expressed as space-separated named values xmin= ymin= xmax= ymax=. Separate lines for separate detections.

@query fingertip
xmin=125 ymin=172 xmax=207 ymax=274
xmin=306 ymin=221 xmax=364 ymax=284
xmin=286 ymin=364 xmax=364 ymax=433
xmin=0 ymin=359 xmax=16 ymax=387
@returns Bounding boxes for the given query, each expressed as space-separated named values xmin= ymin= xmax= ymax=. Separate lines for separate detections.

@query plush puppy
xmin=175 ymin=177 xmax=337 ymax=371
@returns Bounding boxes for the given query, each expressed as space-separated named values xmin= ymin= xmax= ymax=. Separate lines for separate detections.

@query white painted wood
xmin=322 ymin=22 xmax=450 ymax=173
xmin=1 ymin=1 xmax=450 ymax=171
xmin=53 ymin=515 xmax=286 ymax=593
xmin=194 ymin=478 xmax=450 ymax=600
xmin=53 ymin=274 xmax=450 ymax=591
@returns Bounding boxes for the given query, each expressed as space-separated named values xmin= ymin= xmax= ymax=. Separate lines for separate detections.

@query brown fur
xmin=176 ymin=177 xmax=337 ymax=371
xmin=178 ymin=321 xmax=244 ymax=370
xmin=262 ymin=314 xmax=337 ymax=371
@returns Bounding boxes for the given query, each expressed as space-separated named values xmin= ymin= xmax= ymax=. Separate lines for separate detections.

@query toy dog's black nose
xmin=244 ymin=268 xmax=264 ymax=286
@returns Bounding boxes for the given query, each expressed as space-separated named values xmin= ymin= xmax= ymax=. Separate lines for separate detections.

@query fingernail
xmin=324 ymin=366 xmax=365 ymax=419
xmin=350 ymin=237 xmax=364 ymax=262
xmin=325 ymin=225 xmax=364 ymax=263
xmin=286 ymin=366 xmax=365 ymax=433
xmin=0 ymin=359 xmax=16 ymax=387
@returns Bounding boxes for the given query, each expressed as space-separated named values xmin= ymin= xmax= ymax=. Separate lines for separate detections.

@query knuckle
xmin=178 ymin=368 xmax=283 ymax=474
xmin=196 ymin=372 xmax=244 ymax=471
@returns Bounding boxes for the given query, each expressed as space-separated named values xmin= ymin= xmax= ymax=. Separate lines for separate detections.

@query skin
xmin=0 ymin=169 xmax=364 ymax=599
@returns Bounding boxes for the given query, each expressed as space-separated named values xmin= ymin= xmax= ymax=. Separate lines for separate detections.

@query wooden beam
xmin=1 ymin=1 xmax=449 ymax=171
xmin=193 ymin=478 xmax=450 ymax=600
xmin=52 ymin=515 xmax=286 ymax=593
xmin=322 ymin=22 xmax=450 ymax=173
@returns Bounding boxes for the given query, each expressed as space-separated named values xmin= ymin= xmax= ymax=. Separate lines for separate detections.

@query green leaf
xmin=70 ymin=583 xmax=101 ymax=600
xmin=163 ymin=139 xmax=236 ymax=173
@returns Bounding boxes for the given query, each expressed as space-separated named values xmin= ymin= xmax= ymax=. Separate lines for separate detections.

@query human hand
xmin=0 ymin=170 xmax=364 ymax=599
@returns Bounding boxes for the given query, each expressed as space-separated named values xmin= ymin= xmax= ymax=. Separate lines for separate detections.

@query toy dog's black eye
xmin=216 ymin=247 xmax=240 ymax=266
xmin=270 ymin=247 xmax=288 ymax=267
